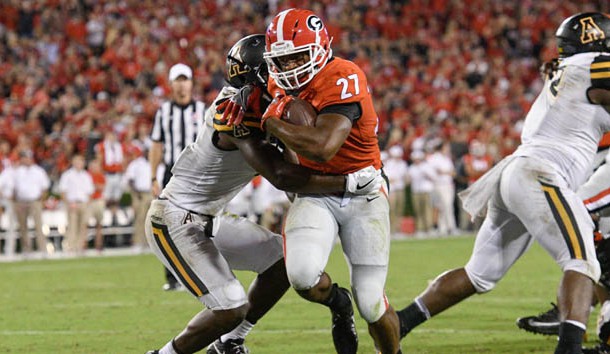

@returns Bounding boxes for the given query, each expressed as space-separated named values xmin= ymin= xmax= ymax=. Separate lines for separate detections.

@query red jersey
xmin=269 ymin=57 xmax=382 ymax=175
xmin=89 ymin=171 xmax=106 ymax=200
xmin=95 ymin=140 xmax=125 ymax=174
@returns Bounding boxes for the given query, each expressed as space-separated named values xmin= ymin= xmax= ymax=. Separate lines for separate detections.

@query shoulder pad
xmin=591 ymin=55 xmax=610 ymax=89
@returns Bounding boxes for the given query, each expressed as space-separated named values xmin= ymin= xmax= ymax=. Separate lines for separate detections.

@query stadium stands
xmin=0 ymin=0 xmax=607 ymax=255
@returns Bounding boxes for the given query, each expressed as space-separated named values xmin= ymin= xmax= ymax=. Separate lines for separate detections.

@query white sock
xmin=220 ymin=320 xmax=255 ymax=342
xmin=159 ymin=340 xmax=178 ymax=354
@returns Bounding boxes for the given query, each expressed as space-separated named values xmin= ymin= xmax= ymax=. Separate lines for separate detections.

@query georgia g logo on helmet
xmin=263 ymin=9 xmax=333 ymax=90
xmin=306 ymin=15 xmax=324 ymax=32
xmin=580 ymin=16 xmax=606 ymax=44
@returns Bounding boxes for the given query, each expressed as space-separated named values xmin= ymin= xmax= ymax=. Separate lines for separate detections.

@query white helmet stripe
xmin=276 ymin=9 xmax=292 ymax=42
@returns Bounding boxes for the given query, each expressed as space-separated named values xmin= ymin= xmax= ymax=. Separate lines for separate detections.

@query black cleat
xmin=206 ymin=338 xmax=249 ymax=354
xmin=583 ymin=343 xmax=610 ymax=354
xmin=330 ymin=287 xmax=358 ymax=354
xmin=516 ymin=303 xmax=560 ymax=336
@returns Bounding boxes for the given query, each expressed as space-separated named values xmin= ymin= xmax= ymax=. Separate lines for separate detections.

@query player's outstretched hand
xmin=345 ymin=166 xmax=382 ymax=195
xmin=261 ymin=95 xmax=294 ymax=130
xmin=218 ymin=84 xmax=262 ymax=126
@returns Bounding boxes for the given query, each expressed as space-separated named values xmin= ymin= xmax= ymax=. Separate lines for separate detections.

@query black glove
xmin=539 ymin=58 xmax=559 ymax=81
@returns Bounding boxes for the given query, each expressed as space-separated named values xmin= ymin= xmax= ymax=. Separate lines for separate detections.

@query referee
xmin=149 ymin=63 xmax=205 ymax=291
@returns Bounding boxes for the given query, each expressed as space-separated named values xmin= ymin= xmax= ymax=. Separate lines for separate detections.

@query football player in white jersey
xmin=515 ymin=140 xmax=610 ymax=349
xmin=515 ymin=134 xmax=610 ymax=350
xmin=515 ymin=59 xmax=610 ymax=343
xmin=396 ymin=12 xmax=610 ymax=354
xmin=145 ymin=35 xmax=382 ymax=354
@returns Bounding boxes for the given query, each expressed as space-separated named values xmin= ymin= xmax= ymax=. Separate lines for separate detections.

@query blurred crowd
xmin=0 ymin=0 xmax=608 ymax=255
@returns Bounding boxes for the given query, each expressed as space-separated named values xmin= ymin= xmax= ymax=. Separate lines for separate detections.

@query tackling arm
xmin=263 ymin=113 xmax=352 ymax=162
xmin=227 ymin=134 xmax=345 ymax=193
xmin=215 ymin=89 xmax=379 ymax=194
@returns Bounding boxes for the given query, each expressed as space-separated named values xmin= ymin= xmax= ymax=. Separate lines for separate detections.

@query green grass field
xmin=0 ymin=235 xmax=599 ymax=353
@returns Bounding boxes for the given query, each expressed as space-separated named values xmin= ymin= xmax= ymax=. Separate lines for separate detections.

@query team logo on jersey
xmin=580 ymin=16 xmax=606 ymax=44
xmin=233 ymin=124 xmax=251 ymax=138
xmin=306 ymin=15 xmax=324 ymax=32
xmin=228 ymin=63 xmax=249 ymax=78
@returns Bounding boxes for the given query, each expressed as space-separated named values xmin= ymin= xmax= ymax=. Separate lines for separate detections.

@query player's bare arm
xmin=282 ymin=144 xmax=300 ymax=164
xmin=264 ymin=112 xmax=352 ymax=162
xmin=214 ymin=93 xmax=346 ymax=193
xmin=588 ymin=89 xmax=610 ymax=114
xmin=216 ymin=132 xmax=378 ymax=194
xmin=229 ymin=134 xmax=344 ymax=193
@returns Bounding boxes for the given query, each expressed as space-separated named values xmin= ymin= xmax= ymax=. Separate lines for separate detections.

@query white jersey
xmin=514 ymin=52 xmax=610 ymax=190
xmin=161 ymin=87 xmax=258 ymax=215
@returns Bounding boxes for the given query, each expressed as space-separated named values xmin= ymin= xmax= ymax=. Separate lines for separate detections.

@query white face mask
xmin=264 ymin=39 xmax=332 ymax=90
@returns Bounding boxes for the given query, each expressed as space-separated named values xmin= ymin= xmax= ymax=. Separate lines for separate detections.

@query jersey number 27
xmin=336 ymin=74 xmax=360 ymax=100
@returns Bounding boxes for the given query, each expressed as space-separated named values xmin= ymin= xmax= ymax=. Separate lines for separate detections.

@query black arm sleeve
xmin=319 ymin=102 xmax=362 ymax=123
xmin=591 ymin=55 xmax=610 ymax=90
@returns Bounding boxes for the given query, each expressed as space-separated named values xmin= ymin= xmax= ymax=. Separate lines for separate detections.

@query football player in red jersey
xmin=233 ymin=8 xmax=401 ymax=354
xmin=145 ymin=34 xmax=383 ymax=354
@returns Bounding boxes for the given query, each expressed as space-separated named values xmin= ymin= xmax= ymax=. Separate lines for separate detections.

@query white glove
xmin=345 ymin=166 xmax=382 ymax=195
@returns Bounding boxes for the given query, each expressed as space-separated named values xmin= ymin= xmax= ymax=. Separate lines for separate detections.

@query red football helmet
xmin=264 ymin=8 xmax=333 ymax=90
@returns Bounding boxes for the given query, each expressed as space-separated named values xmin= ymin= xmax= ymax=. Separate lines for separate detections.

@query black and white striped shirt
xmin=150 ymin=100 xmax=205 ymax=167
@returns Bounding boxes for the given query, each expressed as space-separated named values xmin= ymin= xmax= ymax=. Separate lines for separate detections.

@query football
xmin=282 ymin=97 xmax=317 ymax=126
